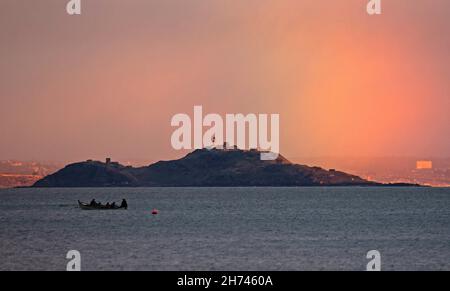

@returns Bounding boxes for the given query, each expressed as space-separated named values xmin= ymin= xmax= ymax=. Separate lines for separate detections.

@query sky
xmin=0 ymin=0 xmax=449 ymax=162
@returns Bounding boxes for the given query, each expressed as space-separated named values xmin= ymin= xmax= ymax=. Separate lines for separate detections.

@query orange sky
xmin=0 ymin=0 xmax=449 ymax=162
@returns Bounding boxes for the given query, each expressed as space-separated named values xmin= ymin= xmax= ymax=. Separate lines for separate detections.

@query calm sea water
xmin=0 ymin=187 xmax=448 ymax=271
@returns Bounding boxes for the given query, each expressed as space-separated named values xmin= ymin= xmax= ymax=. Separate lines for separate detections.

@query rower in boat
xmin=120 ymin=199 xmax=128 ymax=210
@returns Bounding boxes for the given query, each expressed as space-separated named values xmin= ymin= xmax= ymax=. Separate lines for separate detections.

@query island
xmin=32 ymin=148 xmax=416 ymax=187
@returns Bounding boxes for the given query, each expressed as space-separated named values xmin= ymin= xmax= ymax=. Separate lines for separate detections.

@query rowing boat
xmin=78 ymin=200 xmax=127 ymax=210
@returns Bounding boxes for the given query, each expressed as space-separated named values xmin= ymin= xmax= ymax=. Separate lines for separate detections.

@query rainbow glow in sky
xmin=0 ymin=0 xmax=449 ymax=161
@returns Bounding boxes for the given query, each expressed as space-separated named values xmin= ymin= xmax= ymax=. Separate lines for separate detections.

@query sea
xmin=0 ymin=187 xmax=448 ymax=271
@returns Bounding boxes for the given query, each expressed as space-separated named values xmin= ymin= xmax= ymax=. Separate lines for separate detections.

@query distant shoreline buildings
xmin=416 ymin=160 xmax=433 ymax=170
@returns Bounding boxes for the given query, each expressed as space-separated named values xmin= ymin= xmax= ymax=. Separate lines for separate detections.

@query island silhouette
xmin=32 ymin=148 xmax=417 ymax=187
